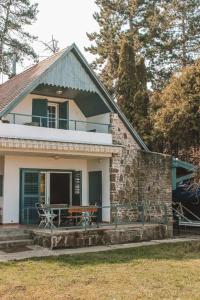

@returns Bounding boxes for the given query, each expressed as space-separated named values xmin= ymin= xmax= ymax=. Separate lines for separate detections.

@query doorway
xmin=40 ymin=171 xmax=72 ymax=205
xmin=50 ymin=173 xmax=71 ymax=205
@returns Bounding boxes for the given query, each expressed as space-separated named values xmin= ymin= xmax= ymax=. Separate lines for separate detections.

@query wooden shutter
xmin=72 ymin=171 xmax=82 ymax=206
xmin=32 ymin=99 xmax=48 ymax=127
xmin=59 ymin=101 xmax=69 ymax=129
xmin=20 ymin=170 xmax=40 ymax=225
xmin=0 ymin=175 xmax=3 ymax=197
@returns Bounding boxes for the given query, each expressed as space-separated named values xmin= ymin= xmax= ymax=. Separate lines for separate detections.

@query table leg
xmin=59 ymin=209 xmax=61 ymax=227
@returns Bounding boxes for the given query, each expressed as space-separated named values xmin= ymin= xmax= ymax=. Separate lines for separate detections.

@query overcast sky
xmin=25 ymin=0 xmax=99 ymax=68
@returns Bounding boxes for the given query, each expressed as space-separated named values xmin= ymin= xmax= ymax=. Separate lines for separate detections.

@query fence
xmin=22 ymin=202 xmax=168 ymax=231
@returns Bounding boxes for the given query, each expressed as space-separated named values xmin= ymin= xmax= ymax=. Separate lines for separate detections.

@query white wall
xmin=4 ymin=94 xmax=87 ymax=126
xmin=3 ymin=155 xmax=88 ymax=224
xmin=87 ymin=113 xmax=110 ymax=133
xmin=87 ymin=158 xmax=110 ymax=222
xmin=0 ymin=157 xmax=4 ymax=222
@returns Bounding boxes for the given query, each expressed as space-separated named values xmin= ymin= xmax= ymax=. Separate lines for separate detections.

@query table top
xmin=42 ymin=204 xmax=98 ymax=211
xmin=43 ymin=204 xmax=69 ymax=209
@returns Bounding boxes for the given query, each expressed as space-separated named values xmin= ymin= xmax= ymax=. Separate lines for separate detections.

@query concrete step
xmin=0 ymin=233 xmax=31 ymax=241
xmin=0 ymin=239 xmax=33 ymax=250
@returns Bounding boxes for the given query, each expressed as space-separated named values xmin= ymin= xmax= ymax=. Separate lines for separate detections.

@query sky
xmin=24 ymin=0 xmax=99 ymax=68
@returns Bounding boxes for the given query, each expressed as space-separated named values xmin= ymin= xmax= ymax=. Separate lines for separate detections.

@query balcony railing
xmin=2 ymin=113 xmax=111 ymax=134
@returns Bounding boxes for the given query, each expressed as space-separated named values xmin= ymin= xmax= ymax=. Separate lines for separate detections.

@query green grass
xmin=1 ymin=241 xmax=200 ymax=299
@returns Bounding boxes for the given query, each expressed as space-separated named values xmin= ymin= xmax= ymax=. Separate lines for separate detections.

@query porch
xmin=0 ymin=140 xmax=120 ymax=225
xmin=0 ymin=222 xmax=170 ymax=252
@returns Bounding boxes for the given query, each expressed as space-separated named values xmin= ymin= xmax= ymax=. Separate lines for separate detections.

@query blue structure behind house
xmin=172 ymin=158 xmax=200 ymax=219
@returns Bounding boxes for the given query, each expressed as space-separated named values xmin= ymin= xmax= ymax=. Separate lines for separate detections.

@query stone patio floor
xmin=0 ymin=236 xmax=200 ymax=262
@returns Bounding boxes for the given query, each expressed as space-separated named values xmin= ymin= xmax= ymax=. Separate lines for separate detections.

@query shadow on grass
xmin=31 ymin=241 xmax=200 ymax=266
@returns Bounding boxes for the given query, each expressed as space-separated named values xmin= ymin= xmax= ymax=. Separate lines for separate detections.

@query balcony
xmin=0 ymin=113 xmax=112 ymax=145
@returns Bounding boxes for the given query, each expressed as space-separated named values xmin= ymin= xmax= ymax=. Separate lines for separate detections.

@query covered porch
xmin=0 ymin=138 xmax=120 ymax=225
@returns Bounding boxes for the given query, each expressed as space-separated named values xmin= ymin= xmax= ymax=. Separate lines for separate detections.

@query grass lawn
xmin=1 ymin=241 xmax=200 ymax=300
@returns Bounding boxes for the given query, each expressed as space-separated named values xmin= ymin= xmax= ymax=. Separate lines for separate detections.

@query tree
xmin=0 ymin=0 xmax=38 ymax=77
xmin=86 ymin=0 xmax=123 ymax=95
xmin=41 ymin=35 xmax=60 ymax=55
xmin=151 ymin=59 xmax=200 ymax=157
xmin=86 ymin=0 xmax=200 ymax=90
xmin=148 ymin=0 xmax=200 ymax=89
xmin=117 ymin=33 xmax=150 ymax=142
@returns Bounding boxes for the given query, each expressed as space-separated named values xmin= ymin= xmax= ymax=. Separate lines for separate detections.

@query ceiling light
xmin=56 ymin=89 xmax=63 ymax=95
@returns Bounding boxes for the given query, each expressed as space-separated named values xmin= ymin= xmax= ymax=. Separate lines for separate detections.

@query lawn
xmin=1 ymin=242 xmax=200 ymax=300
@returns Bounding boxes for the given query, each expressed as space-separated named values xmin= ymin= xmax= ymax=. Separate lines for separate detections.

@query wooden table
xmin=67 ymin=206 xmax=98 ymax=226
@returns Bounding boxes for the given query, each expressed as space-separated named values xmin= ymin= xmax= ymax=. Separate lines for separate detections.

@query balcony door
xmin=47 ymin=103 xmax=58 ymax=128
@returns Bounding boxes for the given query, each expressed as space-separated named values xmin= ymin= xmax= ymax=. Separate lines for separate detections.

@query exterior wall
xmin=110 ymin=113 xmax=172 ymax=235
xmin=138 ymin=151 xmax=173 ymax=230
xmin=87 ymin=158 xmax=110 ymax=222
xmin=3 ymin=155 xmax=88 ymax=224
xmin=110 ymin=113 xmax=140 ymax=206
xmin=0 ymin=157 xmax=4 ymax=223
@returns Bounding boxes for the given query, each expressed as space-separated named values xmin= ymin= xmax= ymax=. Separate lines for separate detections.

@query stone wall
xmin=138 ymin=151 xmax=173 ymax=231
xmin=110 ymin=113 xmax=140 ymax=206
xmin=110 ymin=113 xmax=173 ymax=236
xmin=32 ymin=224 xmax=170 ymax=249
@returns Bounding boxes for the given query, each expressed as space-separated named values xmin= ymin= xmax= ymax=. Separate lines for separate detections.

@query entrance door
xmin=89 ymin=171 xmax=102 ymax=221
xmin=50 ymin=173 xmax=71 ymax=205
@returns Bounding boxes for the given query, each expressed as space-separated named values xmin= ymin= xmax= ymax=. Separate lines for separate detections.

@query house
xmin=0 ymin=44 xmax=173 ymax=237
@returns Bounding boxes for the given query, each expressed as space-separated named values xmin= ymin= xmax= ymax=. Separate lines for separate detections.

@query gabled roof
xmin=0 ymin=43 xmax=148 ymax=151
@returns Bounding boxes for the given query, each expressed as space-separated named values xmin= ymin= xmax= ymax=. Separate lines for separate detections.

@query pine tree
xmin=86 ymin=0 xmax=123 ymax=95
xmin=147 ymin=0 xmax=200 ymax=89
xmin=117 ymin=33 xmax=150 ymax=141
xmin=87 ymin=0 xmax=200 ymax=90
xmin=0 ymin=0 xmax=38 ymax=77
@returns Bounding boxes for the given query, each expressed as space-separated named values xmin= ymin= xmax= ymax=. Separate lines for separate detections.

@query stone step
xmin=0 ymin=228 xmax=30 ymax=235
xmin=0 ymin=233 xmax=31 ymax=241
xmin=0 ymin=239 xmax=33 ymax=250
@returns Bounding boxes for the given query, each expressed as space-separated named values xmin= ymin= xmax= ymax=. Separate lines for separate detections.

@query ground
xmin=0 ymin=241 xmax=200 ymax=300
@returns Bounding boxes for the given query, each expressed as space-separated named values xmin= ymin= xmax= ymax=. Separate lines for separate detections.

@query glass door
xmin=47 ymin=103 xmax=58 ymax=128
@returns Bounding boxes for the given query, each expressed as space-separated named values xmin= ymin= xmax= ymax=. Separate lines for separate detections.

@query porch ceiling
xmin=32 ymin=84 xmax=110 ymax=117
xmin=0 ymin=138 xmax=121 ymax=158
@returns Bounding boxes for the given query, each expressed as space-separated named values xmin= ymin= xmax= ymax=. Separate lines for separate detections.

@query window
xmin=0 ymin=175 xmax=3 ymax=197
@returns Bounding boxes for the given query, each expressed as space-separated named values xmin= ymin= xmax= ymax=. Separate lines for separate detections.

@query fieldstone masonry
xmin=110 ymin=113 xmax=173 ymax=236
